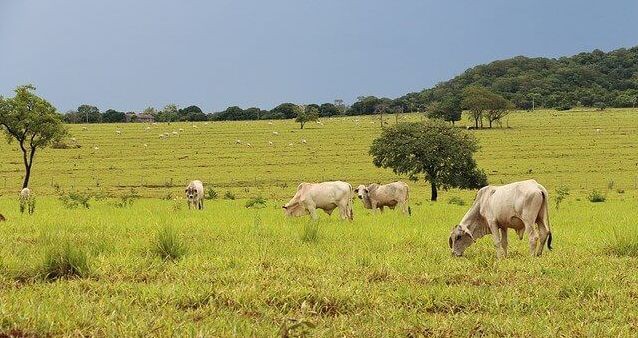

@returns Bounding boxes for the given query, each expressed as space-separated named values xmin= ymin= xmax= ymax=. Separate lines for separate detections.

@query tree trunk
xmin=474 ymin=117 xmax=479 ymax=129
xmin=489 ymin=119 xmax=493 ymax=128
xmin=22 ymin=164 xmax=31 ymax=189
xmin=300 ymin=122 xmax=304 ymax=129
xmin=430 ymin=182 xmax=438 ymax=201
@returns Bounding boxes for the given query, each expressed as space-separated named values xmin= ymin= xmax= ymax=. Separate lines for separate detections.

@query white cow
xmin=355 ymin=181 xmax=411 ymax=215
xmin=185 ymin=180 xmax=205 ymax=210
xmin=19 ymin=187 xmax=35 ymax=214
xmin=449 ymin=179 xmax=552 ymax=257
xmin=283 ymin=181 xmax=354 ymax=220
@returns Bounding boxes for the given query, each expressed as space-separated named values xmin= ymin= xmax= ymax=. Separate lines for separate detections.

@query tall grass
xmin=153 ymin=225 xmax=187 ymax=261
xmin=300 ymin=222 xmax=320 ymax=243
xmin=604 ymin=227 xmax=638 ymax=257
xmin=41 ymin=241 xmax=91 ymax=280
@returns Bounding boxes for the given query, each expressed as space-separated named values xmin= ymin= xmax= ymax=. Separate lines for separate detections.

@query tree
xmin=270 ymin=103 xmax=299 ymax=119
xmin=295 ymin=105 xmax=319 ymax=129
xmin=318 ymin=103 xmax=340 ymax=117
xmin=178 ymin=105 xmax=206 ymax=121
xmin=77 ymin=104 xmax=101 ymax=123
xmin=462 ymin=86 xmax=493 ymax=128
xmin=426 ymin=96 xmax=462 ymax=125
xmin=102 ymin=109 xmax=126 ymax=123
xmin=374 ymin=103 xmax=389 ymax=127
xmin=369 ymin=120 xmax=487 ymax=201
xmin=0 ymin=85 xmax=68 ymax=189
xmin=156 ymin=104 xmax=179 ymax=122
xmin=485 ymin=94 xmax=513 ymax=128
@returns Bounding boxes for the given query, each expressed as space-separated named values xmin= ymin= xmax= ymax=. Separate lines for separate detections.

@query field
xmin=1 ymin=109 xmax=638 ymax=336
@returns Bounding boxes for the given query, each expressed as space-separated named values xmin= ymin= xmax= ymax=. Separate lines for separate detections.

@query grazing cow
xmin=19 ymin=188 xmax=35 ymax=214
xmin=355 ymin=181 xmax=411 ymax=215
xmin=449 ymin=179 xmax=552 ymax=258
xmin=283 ymin=181 xmax=354 ymax=220
xmin=185 ymin=180 xmax=205 ymax=210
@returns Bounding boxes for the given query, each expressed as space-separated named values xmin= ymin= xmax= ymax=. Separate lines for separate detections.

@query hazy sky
xmin=1 ymin=0 xmax=636 ymax=113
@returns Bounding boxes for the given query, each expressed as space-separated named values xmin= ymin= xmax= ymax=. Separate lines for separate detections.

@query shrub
xmin=555 ymin=185 xmax=570 ymax=210
xmin=59 ymin=191 xmax=91 ymax=209
xmin=223 ymin=191 xmax=236 ymax=200
xmin=41 ymin=242 xmax=91 ymax=280
xmin=447 ymin=196 xmax=465 ymax=206
xmin=206 ymin=188 xmax=218 ymax=200
xmin=604 ymin=228 xmax=638 ymax=257
xmin=607 ymin=180 xmax=615 ymax=190
xmin=153 ymin=225 xmax=187 ymax=261
xmin=594 ymin=102 xmax=606 ymax=111
xmin=301 ymin=223 xmax=319 ymax=243
xmin=587 ymin=190 xmax=606 ymax=203
xmin=115 ymin=188 xmax=139 ymax=208
xmin=245 ymin=196 xmax=267 ymax=208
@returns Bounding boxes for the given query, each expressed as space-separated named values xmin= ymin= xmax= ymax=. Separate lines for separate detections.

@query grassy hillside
xmin=0 ymin=109 xmax=637 ymax=336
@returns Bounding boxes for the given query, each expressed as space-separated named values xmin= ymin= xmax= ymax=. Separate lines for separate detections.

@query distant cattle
xmin=283 ymin=181 xmax=354 ymax=220
xmin=355 ymin=181 xmax=411 ymax=215
xmin=449 ymin=179 xmax=552 ymax=257
xmin=19 ymin=188 xmax=35 ymax=214
xmin=185 ymin=180 xmax=205 ymax=210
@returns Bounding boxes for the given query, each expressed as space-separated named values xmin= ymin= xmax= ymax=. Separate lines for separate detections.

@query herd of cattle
xmin=184 ymin=178 xmax=553 ymax=258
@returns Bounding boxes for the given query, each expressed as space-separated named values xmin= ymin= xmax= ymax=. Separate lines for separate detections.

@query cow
xmin=282 ymin=181 xmax=354 ymax=220
xmin=185 ymin=180 xmax=205 ymax=210
xmin=19 ymin=188 xmax=35 ymax=214
xmin=449 ymin=179 xmax=552 ymax=258
xmin=355 ymin=181 xmax=411 ymax=215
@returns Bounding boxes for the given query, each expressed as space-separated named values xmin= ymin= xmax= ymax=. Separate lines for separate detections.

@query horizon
xmin=1 ymin=0 xmax=637 ymax=113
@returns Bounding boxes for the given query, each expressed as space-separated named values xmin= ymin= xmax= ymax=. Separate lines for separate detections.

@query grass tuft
xmin=604 ymin=228 xmax=638 ymax=257
xmin=41 ymin=241 xmax=91 ymax=280
xmin=153 ymin=225 xmax=187 ymax=261
xmin=300 ymin=222 xmax=319 ymax=243
xmin=587 ymin=190 xmax=606 ymax=203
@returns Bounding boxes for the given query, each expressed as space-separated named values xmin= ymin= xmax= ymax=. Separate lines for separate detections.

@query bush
xmin=587 ymin=190 xmax=606 ymax=203
xmin=446 ymin=196 xmax=465 ymax=206
xmin=59 ymin=191 xmax=91 ymax=209
xmin=594 ymin=102 xmax=606 ymax=111
xmin=206 ymin=188 xmax=218 ymax=200
xmin=555 ymin=185 xmax=570 ymax=210
xmin=245 ymin=196 xmax=267 ymax=208
xmin=41 ymin=242 xmax=91 ymax=280
xmin=223 ymin=191 xmax=236 ymax=200
xmin=115 ymin=188 xmax=139 ymax=208
xmin=153 ymin=226 xmax=187 ymax=261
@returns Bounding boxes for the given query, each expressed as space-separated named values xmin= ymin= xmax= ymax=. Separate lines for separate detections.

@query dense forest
xmin=64 ymin=46 xmax=638 ymax=123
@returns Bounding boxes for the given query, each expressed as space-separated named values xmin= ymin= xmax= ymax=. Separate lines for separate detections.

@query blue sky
xmin=1 ymin=0 xmax=636 ymax=113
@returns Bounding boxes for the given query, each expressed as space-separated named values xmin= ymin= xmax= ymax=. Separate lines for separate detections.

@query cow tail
xmin=406 ymin=184 xmax=411 ymax=216
xmin=348 ymin=184 xmax=355 ymax=221
xmin=540 ymin=190 xmax=552 ymax=250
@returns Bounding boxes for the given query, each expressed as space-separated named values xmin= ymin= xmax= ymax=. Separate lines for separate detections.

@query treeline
xmin=64 ymin=46 xmax=638 ymax=124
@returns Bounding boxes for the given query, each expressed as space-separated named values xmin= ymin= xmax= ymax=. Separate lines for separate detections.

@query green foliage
xmin=206 ymin=188 xmax=218 ymax=200
xmin=267 ymin=103 xmax=299 ymax=119
xmin=295 ymin=105 xmax=320 ymax=129
xmin=462 ymin=86 xmax=513 ymax=128
xmin=347 ymin=96 xmax=392 ymax=116
xmin=153 ymin=225 xmax=187 ymax=261
xmin=400 ymin=47 xmax=638 ymax=110
xmin=369 ymin=120 xmax=487 ymax=201
xmin=555 ymin=185 xmax=570 ymax=210
xmin=178 ymin=105 xmax=206 ymax=121
xmin=594 ymin=102 xmax=606 ymax=111
xmin=102 ymin=109 xmax=126 ymax=123
xmin=41 ymin=241 xmax=91 ymax=280
xmin=0 ymin=85 xmax=68 ymax=188
xmin=587 ymin=190 xmax=606 ymax=203
xmin=426 ymin=96 xmax=462 ymax=124
xmin=155 ymin=104 xmax=179 ymax=122
xmin=447 ymin=196 xmax=466 ymax=206
xmin=59 ymin=190 xmax=92 ymax=209
xmin=245 ymin=196 xmax=267 ymax=208
xmin=115 ymin=188 xmax=139 ymax=208
xmin=223 ymin=191 xmax=236 ymax=200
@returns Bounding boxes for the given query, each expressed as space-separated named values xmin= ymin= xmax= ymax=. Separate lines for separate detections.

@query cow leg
xmin=499 ymin=228 xmax=508 ymax=258
xmin=528 ymin=224 xmax=540 ymax=256
xmin=379 ymin=206 xmax=384 ymax=213
xmin=487 ymin=220 xmax=504 ymax=258
xmin=535 ymin=223 xmax=549 ymax=256
xmin=307 ymin=205 xmax=319 ymax=220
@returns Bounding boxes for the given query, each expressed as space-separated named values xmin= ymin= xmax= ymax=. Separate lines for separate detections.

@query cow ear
xmin=281 ymin=205 xmax=287 ymax=209
xmin=354 ymin=188 xmax=359 ymax=193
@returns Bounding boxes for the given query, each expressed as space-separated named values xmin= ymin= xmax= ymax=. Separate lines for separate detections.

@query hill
xmin=399 ymin=46 xmax=638 ymax=111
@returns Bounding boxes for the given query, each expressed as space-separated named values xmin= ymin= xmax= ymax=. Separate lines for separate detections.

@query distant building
xmin=123 ymin=112 xmax=155 ymax=123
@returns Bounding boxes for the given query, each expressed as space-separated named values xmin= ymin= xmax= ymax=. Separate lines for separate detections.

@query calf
xmin=355 ymin=181 xmax=411 ymax=215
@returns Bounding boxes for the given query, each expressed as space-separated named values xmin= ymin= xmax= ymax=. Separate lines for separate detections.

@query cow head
xmin=354 ymin=185 xmax=368 ymax=199
xmin=282 ymin=203 xmax=308 ymax=217
xmin=185 ymin=186 xmax=197 ymax=201
xmin=449 ymin=225 xmax=475 ymax=257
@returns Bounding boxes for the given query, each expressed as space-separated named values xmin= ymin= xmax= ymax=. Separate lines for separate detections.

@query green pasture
xmin=0 ymin=109 xmax=637 ymax=336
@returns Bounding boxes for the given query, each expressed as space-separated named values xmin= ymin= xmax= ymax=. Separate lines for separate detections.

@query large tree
xmin=461 ymin=86 xmax=493 ymax=128
xmin=102 ymin=109 xmax=126 ymax=123
xmin=369 ymin=120 xmax=487 ymax=201
xmin=0 ymin=85 xmax=68 ymax=189
xmin=77 ymin=104 xmax=101 ymax=123
xmin=426 ymin=96 xmax=462 ymax=125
